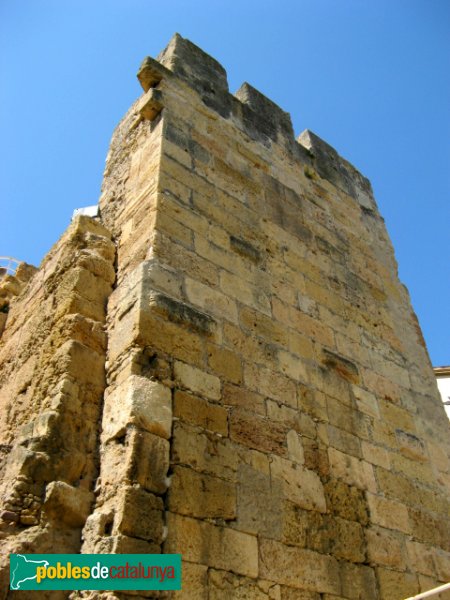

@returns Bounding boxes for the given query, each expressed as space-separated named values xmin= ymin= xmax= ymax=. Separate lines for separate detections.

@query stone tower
xmin=1 ymin=34 xmax=449 ymax=600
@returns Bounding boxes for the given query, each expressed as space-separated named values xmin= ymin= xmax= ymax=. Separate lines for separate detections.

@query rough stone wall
xmin=0 ymin=217 xmax=115 ymax=599
xmin=1 ymin=33 xmax=450 ymax=600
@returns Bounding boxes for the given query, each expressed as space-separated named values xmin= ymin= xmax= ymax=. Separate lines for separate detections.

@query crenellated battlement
xmin=136 ymin=33 xmax=374 ymax=211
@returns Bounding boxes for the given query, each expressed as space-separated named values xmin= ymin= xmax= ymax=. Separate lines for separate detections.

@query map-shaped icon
xmin=10 ymin=554 xmax=49 ymax=590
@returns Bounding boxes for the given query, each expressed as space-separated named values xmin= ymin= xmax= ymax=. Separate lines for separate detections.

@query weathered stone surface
xmin=376 ymin=567 xmax=419 ymax=600
xmin=174 ymin=360 xmax=221 ymax=400
xmin=171 ymin=421 xmax=238 ymax=481
xmin=340 ymin=562 xmax=378 ymax=600
xmin=168 ymin=466 xmax=236 ymax=519
xmin=328 ymin=447 xmax=377 ymax=492
xmin=43 ymin=481 xmax=93 ymax=527
xmin=259 ymin=538 xmax=341 ymax=595
xmin=236 ymin=463 xmax=283 ymax=538
xmin=208 ymin=570 xmax=276 ymax=600
xmin=165 ymin=513 xmax=258 ymax=578
xmin=230 ymin=408 xmax=287 ymax=455
xmin=1 ymin=34 xmax=449 ymax=600
xmin=103 ymin=375 xmax=172 ymax=440
xmin=270 ymin=455 xmax=327 ymax=513
xmin=115 ymin=486 xmax=164 ymax=543
xmin=366 ymin=526 xmax=406 ymax=570
xmin=366 ymin=492 xmax=411 ymax=534
xmin=125 ymin=427 xmax=170 ymax=493
xmin=173 ymin=389 xmax=228 ymax=435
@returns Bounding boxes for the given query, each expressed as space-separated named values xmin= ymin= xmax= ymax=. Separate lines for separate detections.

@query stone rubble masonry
xmin=0 ymin=32 xmax=449 ymax=600
xmin=0 ymin=216 xmax=115 ymax=599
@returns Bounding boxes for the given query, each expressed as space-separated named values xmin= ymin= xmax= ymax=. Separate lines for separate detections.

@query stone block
xmin=173 ymin=390 xmax=228 ymax=435
xmin=376 ymin=466 xmax=416 ymax=505
xmin=165 ymin=513 xmax=258 ymax=578
xmin=324 ymin=480 xmax=369 ymax=525
xmin=281 ymin=502 xmax=309 ymax=548
xmin=171 ymin=421 xmax=238 ymax=481
xmin=327 ymin=425 xmax=361 ymax=458
xmin=139 ymin=309 xmax=206 ymax=368
xmin=115 ymin=486 xmax=164 ymax=543
xmin=321 ymin=350 xmax=359 ymax=384
xmin=229 ymin=235 xmax=261 ymax=263
xmin=136 ymin=258 xmax=185 ymax=300
xmin=236 ymin=463 xmax=283 ymax=538
xmin=240 ymin=306 xmax=289 ymax=348
xmin=376 ymin=567 xmax=419 ymax=600
xmin=173 ymin=561 xmax=208 ymax=600
xmin=230 ymin=408 xmax=287 ymax=456
xmin=244 ymin=362 xmax=297 ymax=409
xmin=174 ymin=360 xmax=221 ymax=400
xmin=395 ymin=429 xmax=428 ymax=462
xmin=140 ymin=88 xmax=164 ymax=121
xmin=330 ymin=517 xmax=365 ymax=563
xmin=266 ymin=401 xmax=316 ymax=439
xmin=103 ymin=375 xmax=172 ymax=440
xmin=168 ymin=466 xmax=236 ymax=519
xmin=365 ymin=526 xmax=406 ymax=569
xmin=391 ymin=452 xmax=436 ymax=485
xmin=64 ymin=266 xmax=113 ymax=305
xmin=270 ymin=456 xmax=326 ymax=513
xmin=407 ymin=540 xmax=436 ymax=577
xmin=366 ymin=493 xmax=411 ymax=534
xmin=328 ymin=447 xmax=377 ymax=493
xmin=352 ymin=385 xmax=380 ymax=419
xmin=379 ymin=400 xmax=417 ymax=434
xmin=222 ymin=383 xmax=266 ymax=415
xmin=77 ymin=251 xmax=116 ymax=284
xmin=148 ymin=291 xmax=216 ymax=336
xmin=326 ymin=396 xmax=370 ymax=439
xmin=207 ymin=343 xmax=243 ymax=384
xmin=185 ymin=277 xmax=238 ymax=324
xmin=409 ymin=507 xmax=444 ymax=547
xmin=286 ymin=509 xmax=364 ymax=563
xmin=55 ymin=340 xmax=105 ymax=387
xmin=281 ymin=588 xmax=320 ymax=600
xmin=125 ymin=428 xmax=170 ymax=494
xmin=259 ymin=538 xmax=341 ymax=595
xmin=287 ymin=331 xmax=315 ymax=363
xmin=220 ymin=270 xmax=271 ymax=315
xmin=340 ymin=562 xmax=378 ymax=600
xmin=276 ymin=349 xmax=309 ymax=383
xmin=286 ymin=430 xmax=305 ymax=465
xmin=43 ymin=481 xmax=93 ymax=528
xmin=361 ymin=441 xmax=391 ymax=469
xmin=236 ymin=82 xmax=294 ymax=147
xmin=208 ymin=569 xmax=271 ymax=600
xmin=434 ymin=549 xmax=450 ymax=581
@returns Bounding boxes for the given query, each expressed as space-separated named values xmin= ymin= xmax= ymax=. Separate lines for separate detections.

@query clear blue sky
xmin=1 ymin=0 xmax=449 ymax=365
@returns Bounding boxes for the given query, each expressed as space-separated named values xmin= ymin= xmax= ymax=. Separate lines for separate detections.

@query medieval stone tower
xmin=1 ymin=34 xmax=449 ymax=600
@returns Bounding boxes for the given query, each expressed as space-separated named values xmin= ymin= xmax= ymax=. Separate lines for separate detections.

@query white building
xmin=434 ymin=366 xmax=450 ymax=420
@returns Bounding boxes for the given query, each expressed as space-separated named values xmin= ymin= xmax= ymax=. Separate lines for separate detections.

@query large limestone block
xmin=103 ymin=375 xmax=172 ymax=440
xmin=259 ymin=538 xmax=341 ymax=595
xmin=115 ymin=486 xmax=164 ymax=543
xmin=270 ymin=456 xmax=326 ymax=513
xmin=174 ymin=360 xmax=221 ymax=400
xmin=165 ymin=512 xmax=258 ymax=578
xmin=43 ymin=481 xmax=93 ymax=527
xmin=100 ymin=427 xmax=170 ymax=494
xmin=168 ymin=466 xmax=236 ymax=519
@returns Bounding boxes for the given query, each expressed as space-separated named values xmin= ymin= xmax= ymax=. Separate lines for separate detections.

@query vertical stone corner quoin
xmin=0 ymin=32 xmax=449 ymax=600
